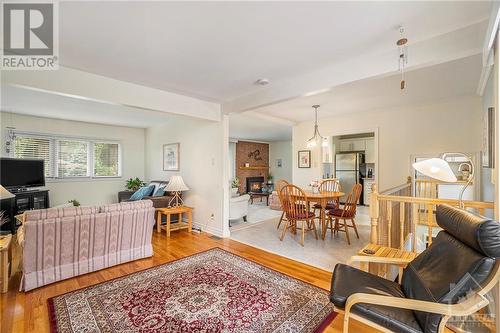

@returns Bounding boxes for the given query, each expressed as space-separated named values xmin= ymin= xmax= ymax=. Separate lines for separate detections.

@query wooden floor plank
xmin=1 ymin=230 xmax=381 ymax=333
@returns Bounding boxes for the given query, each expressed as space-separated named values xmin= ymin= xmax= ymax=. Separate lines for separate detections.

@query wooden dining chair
xmin=313 ymin=179 xmax=342 ymax=224
xmin=275 ymin=179 xmax=290 ymax=229
xmin=325 ymin=183 xmax=362 ymax=244
xmin=279 ymin=184 xmax=318 ymax=246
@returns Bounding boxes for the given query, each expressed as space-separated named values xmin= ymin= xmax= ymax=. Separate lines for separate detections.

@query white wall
xmin=481 ymin=74 xmax=495 ymax=205
xmin=293 ymin=96 xmax=483 ymax=192
xmin=0 ymin=112 xmax=145 ymax=206
xmin=145 ymin=115 xmax=225 ymax=237
xmin=270 ymin=140 xmax=293 ymax=182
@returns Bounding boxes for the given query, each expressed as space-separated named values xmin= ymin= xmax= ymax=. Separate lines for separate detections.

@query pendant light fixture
xmin=397 ymin=26 xmax=408 ymax=90
xmin=306 ymin=105 xmax=328 ymax=148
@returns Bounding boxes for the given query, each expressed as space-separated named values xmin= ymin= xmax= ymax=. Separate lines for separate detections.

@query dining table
xmin=303 ymin=190 xmax=344 ymax=239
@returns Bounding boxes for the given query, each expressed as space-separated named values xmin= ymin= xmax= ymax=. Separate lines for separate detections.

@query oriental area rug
xmin=48 ymin=248 xmax=336 ymax=333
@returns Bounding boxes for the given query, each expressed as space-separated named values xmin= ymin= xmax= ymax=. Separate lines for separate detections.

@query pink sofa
xmin=21 ymin=200 xmax=155 ymax=291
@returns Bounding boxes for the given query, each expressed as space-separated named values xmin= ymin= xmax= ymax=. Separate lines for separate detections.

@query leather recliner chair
xmin=330 ymin=204 xmax=500 ymax=333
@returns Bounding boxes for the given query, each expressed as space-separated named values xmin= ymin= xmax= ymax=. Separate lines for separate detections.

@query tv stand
xmin=0 ymin=189 xmax=49 ymax=234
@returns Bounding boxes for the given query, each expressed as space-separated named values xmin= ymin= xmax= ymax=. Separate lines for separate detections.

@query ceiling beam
xmin=1 ymin=66 xmax=222 ymax=122
xmin=224 ymin=20 xmax=487 ymax=114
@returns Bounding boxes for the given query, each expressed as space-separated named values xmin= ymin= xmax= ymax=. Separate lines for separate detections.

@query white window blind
xmin=57 ymin=140 xmax=89 ymax=177
xmin=14 ymin=136 xmax=52 ymax=177
xmin=93 ymin=142 xmax=120 ymax=177
xmin=13 ymin=133 xmax=121 ymax=179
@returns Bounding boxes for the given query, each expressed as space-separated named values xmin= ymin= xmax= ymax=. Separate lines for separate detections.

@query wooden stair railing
xmin=370 ymin=178 xmax=494 ymax=253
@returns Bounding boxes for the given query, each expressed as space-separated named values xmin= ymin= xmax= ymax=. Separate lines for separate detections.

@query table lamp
xmin=166 ymin=176 xmax=189 ymax=207
xmin=0 ymin=185 xmax=14 ymax=200
xmin=0 ymin=185 xmax=15 ymax=235
xmin=412 ymin=152 xmax=473 ymax=209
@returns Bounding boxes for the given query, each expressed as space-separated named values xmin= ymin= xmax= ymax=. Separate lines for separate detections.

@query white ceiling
xmin=250 ymin=54 xmax=482 ymax=123
xmin=1 ymin=85 xmax=173 ymax=128
xmin=59 ymin=1 xmax=492 ymax=102
xmin=229 ymin=113 xmax=292 ymax=142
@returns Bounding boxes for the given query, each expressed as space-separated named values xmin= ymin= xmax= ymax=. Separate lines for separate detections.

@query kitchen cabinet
xmin=365 ymin=138 xmax=375 ymax=163
xmin=339 ymin=139 xmax=366 ymax=152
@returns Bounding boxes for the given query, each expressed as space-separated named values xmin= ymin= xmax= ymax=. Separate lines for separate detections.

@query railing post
xmin=370 ymin=183 xmax=379 ymax=244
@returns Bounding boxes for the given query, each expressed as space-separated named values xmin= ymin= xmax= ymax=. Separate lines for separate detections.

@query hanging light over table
xmin=306 ymin=105 xmax=328 ymax=148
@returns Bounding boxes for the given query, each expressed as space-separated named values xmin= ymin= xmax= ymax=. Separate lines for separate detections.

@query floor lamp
xmin=412 ymin=152 xmax=474 ymax=209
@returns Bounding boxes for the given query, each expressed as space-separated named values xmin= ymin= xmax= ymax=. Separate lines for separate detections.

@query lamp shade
xmin=0 ymin=185 xmax=14 ymax=200
xmin=166 ymin=176 xmax=189 ymax=192
xmin=412 ymin=158 xmax=457 ymax=182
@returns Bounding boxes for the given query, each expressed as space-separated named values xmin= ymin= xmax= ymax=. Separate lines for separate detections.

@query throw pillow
xmin=130 ymin=185 xmax=155 ymax=201
xmin=153 ymin=185 xmax=166 ymax=197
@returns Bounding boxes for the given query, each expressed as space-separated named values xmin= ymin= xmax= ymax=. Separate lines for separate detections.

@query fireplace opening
xmin=246 ymin=176 xmax=265 ymax=193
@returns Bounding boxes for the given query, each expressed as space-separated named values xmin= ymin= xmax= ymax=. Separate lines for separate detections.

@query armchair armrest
xmin=345 ymin=292 xmax=488 ymax=319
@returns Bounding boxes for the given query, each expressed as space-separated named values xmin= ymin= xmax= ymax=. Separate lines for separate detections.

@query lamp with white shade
xmin=412 ymin=152 xmax=473 ymax=209
xmin=0 ymin=185 xmax=15 ymax=235
xmin=166 ymin=176 xmax=189 ymax=207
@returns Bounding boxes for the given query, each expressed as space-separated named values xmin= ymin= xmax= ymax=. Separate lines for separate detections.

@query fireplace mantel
xmin=239 ymin=166 xmax=268 ymax=170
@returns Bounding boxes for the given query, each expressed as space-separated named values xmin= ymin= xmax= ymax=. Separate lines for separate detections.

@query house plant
xmin=231 ymin=178 xmax=240 ymax=195
xmin=126 ymin=177 xmax=146 ymax=192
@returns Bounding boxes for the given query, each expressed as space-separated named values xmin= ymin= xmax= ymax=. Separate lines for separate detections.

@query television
xmin=0 ymin=158 xmax=45 ymax=191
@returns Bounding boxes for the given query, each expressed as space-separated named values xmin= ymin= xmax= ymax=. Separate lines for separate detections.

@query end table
xmin=0 ymin=234 xmax=12 ymax=293
xmin=156 ymin=206 xmax=193 ymax=237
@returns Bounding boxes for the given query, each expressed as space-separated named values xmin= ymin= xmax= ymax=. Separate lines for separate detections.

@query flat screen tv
xmin=0 ymin=158 xmax=45 ymax=190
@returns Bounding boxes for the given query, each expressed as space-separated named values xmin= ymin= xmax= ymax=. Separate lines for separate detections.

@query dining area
xmin=275 ymin=179 xmax=363 ymax=247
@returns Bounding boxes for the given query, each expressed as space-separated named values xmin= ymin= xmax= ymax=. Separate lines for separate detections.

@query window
xmin=57 ymin=140 xmax=89 ymax=177
xmin=93 ymin=142 xmax=120 ymax=177
xmin=14 ymin=136 xmax=52 ymax=177
xmin=13 ymin=133 xmax=121 ymax=179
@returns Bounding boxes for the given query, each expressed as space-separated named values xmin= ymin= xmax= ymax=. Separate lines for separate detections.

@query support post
xmin=370 ymin=183 xmax=379 ymax=244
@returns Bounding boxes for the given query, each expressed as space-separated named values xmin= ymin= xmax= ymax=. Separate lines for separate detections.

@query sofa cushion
xmin=331 ymin=264 xmax=422 ymax=333
xmin=436 ymin=204 xmax=500 ymax=258
xmin=152 ymin=185 xmax=166 ymax=197
xmin=130 ymin=185 xmax=155 ymax=201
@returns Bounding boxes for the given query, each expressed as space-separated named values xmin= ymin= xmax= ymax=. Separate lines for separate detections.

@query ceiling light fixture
xmin=254 ymin=78 xmax=270 ymax=86
xmin=306 ymin=105 xmax=328 ymax=148
xmin=397 ymin=26 xmax=408 ymax=90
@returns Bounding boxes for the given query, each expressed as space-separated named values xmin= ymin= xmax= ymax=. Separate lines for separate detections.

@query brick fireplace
xmin=236 ymin=141 xmax=269 ymax=193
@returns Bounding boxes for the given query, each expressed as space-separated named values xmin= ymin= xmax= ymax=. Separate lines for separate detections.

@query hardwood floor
xmin=0 ymin=230 xmax=378 ymax=333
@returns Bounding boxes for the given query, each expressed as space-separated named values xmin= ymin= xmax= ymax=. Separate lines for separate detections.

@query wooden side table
xmin=156 ymin=206 xmax=193 ymax=237
xmin=0 ymin=234 xmax=12 ymax=293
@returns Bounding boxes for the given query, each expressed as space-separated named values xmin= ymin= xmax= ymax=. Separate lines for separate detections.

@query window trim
xmin=11 ymin=131 xmax=123 ymax=181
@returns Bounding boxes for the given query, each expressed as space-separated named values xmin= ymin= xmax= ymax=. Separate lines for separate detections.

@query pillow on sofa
xmin=130 ymin=185 xmax=155 ymax=201
xmin=153 ymin=185 xmax=166 ymax=197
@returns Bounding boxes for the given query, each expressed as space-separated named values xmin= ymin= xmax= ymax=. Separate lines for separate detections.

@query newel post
xmin=370 ymin=183 xmax=379 ymax=244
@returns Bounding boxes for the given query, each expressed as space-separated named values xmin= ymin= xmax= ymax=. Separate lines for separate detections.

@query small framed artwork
xmin=163 ymin=143 xmax=180 ymax=171
xmin=298 ymin=150 xmax=311 ymax=168
xmin=276 ymin=159 xmax=282 ymax=168
xmin=482 ymin=107 xmax=495 ymax=168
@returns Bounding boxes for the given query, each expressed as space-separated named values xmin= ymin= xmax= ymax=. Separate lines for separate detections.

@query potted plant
xmin=68 ymin=199 xmax=81 ymax=207
xmin=231 ymin=178 xmax=240 ymax=195
xmin=126 ymin=177 xmax=146 ymax=192
xmin=267 ymin=173 xmax=274 ymax=185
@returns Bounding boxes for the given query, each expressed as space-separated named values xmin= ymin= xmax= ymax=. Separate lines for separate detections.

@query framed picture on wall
xmin=163 ymin=143 xmax=180 ymax=171
xmin=276 ymin=159 xmax=282 ymax=168
xmin=482 ymin=107 xmax=495 ymax=168
xmin=298 ymin=150 xmax=311 ymax=168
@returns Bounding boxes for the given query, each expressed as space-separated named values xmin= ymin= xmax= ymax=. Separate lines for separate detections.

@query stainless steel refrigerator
xmin=335 ymin=152 xmax=364 ymax=204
